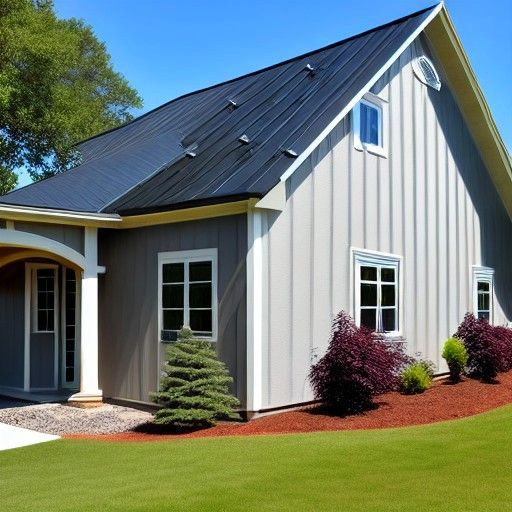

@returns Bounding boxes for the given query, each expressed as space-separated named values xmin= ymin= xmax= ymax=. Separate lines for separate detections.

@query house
xmin=0 ymin=2 xmax=511 ymax=415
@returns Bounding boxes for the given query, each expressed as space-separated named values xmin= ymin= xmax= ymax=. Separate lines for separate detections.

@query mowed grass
xmin=2 ymin=406 xmax=512 ymax=512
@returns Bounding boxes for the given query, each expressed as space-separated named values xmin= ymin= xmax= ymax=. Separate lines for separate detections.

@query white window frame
xmin=351 ymin=248 xmax=403 ymax=338
xmin=352 ymin=92 xmax=387 ymax=158
xmin=472 ymin=266 xmax=494 ymax=323
xmin=31 ymin=263 xmax=59 ymax=334
xmin=158 ymin=248 xmax=218 ymax=342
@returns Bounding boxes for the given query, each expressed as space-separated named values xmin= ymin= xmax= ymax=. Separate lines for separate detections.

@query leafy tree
xmin=0 ymin=0 xmax=142 ymax=192
xmin=152 ymin=327 xmax=241 ymax=429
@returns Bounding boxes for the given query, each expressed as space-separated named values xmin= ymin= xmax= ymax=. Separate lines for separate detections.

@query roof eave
xmin=424 ymin=7 xmax=512 ymax=218
xmin=0 ymin=203 xmax=122 ymax=228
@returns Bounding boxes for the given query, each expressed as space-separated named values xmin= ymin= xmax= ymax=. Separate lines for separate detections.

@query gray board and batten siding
xmin=259 ymin=35 xmax=512 ymax=410
xmin=12 ymin=222 xmax=84 ymax=255
xmin=97 ymin=215 xmax=247 ymax=406
xmin=0 ymin=262 xmax=25 ymax=388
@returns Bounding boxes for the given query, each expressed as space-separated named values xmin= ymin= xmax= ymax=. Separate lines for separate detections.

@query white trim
xmin=0 ymin=204 xmax=121 ymax=224
xmin=246 ymin=208 xmax=264 ymax=411
xmin=279 ymin=2 xmax=443 ymax=183
xmin=157 ymin=248 xmax=219 ymax=342
xmin=472 ymin=266 xmax=494 ymax=323
xmin=0 ymin=229 xmax=85 ymax=269
xmin=351 ymin=248 xmax=403 ymax=337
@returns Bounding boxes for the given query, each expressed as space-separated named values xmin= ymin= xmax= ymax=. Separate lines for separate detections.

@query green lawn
xmin=2 ymin=406 xmax=512 ymax=512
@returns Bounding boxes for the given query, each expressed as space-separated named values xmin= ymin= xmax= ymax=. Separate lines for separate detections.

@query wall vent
xmin=413 ymin=55 xmax=441 ymax=91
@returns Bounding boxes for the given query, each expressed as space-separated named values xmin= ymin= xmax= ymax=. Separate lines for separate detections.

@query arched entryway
xmin=0 ymin=226 xmax=102 ymax=402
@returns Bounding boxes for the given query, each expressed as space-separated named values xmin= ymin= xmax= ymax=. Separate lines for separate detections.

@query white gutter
xmin=279 ymin=1 xmax=444 ymax=183
xmin=0 ymin=204 xmax=122 ymax=226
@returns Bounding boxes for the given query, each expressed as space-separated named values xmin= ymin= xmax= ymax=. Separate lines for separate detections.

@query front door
xmin=26 ymin=264 xmax=59 ymax=390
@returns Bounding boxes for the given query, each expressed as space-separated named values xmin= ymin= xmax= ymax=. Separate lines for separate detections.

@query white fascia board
xmin=0 ymin=204 xmax=121 ymax=225
xmin=279 ymin=2 xmax=444 ymax=184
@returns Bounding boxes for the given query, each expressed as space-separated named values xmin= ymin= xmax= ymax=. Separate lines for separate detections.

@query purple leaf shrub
xmin=309 ymin=311 xmax=407 ymax=413
xmin=454 ymin=313 xmax=512 ymax=382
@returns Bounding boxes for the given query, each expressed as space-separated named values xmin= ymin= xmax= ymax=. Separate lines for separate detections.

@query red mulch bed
xmin=66 ymin=371 xmax=512 ymax=442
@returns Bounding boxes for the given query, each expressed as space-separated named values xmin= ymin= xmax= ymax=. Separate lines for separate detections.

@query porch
xmin=0 ymin=225 xmax=103 ymax=403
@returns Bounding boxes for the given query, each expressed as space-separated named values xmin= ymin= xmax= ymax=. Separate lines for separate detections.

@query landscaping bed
xmin=67 ymin=370 xmax=512 ymax=441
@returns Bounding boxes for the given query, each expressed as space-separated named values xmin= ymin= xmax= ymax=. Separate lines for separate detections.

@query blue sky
xmin=21 ymin=0 xmax=511 ymax=186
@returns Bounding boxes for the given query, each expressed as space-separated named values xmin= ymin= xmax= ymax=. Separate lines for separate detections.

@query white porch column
xmin=69 ymin=227 xmax=102 ymax=402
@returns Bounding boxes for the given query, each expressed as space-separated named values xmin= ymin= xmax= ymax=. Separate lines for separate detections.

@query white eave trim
xmin=278 ymin=1 xmax=444 ymax=184
xmin=0 ymin=204 xmax=122 ymax=226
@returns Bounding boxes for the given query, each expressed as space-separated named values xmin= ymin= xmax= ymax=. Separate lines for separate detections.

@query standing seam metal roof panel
xmin=0 ymin=5 xmax=436 ymax=214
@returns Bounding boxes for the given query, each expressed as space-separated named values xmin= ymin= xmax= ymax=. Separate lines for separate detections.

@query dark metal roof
xmin=0 ymin=5 xmax=436 ymax=215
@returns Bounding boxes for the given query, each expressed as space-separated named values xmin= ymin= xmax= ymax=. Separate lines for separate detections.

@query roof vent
xmin=238 ymin=134 xmax=250 ymax=145
xmin=283 ymin=148 xmax=298 ymax=158
xmin=185 ymin=150 xmax=197 ymax=158
xmin=228 ymin=99 xmax=238 ymax=108
xmin=413 ymin=55 xmax=441 ymax=91
xmin=305 ymin=63 xmax=315 ymax=72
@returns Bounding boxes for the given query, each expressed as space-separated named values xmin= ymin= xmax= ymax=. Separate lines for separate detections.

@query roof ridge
xmin=78 ymin=3 xmax=439 ymax=148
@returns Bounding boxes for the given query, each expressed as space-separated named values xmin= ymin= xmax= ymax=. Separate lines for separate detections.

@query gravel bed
xmin=0 ymin=403 xmax=153 ymax=435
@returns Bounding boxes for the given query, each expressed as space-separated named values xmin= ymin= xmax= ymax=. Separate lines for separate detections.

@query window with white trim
xmin=32 ymin=267 xmax=57 ymax=333
xmin=353 ymin=94 xmax=386 ymax=156
xmin=159 ymin=249 xmax=218 ymax=341
xmin=354 ymin=250 xmax=401 ymax=335
xmin=473 ymin=267 xmax=494 ymax=321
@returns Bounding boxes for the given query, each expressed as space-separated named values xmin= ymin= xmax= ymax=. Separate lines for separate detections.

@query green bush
xmin=442 ymin=337 xmax=468 ymax=382
xmin=151 ymin=327 xmax=240 ymax=429
xmin=400 ymin=362 xmax=432 ymax=394
xmin=416 ymin=357 xmax=436 ymax=380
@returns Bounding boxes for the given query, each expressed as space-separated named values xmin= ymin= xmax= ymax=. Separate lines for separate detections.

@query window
xmin=159 ymin=249 xmax=218 ymax=341
xmin=473 ymin=267 xmax=494 ymax=322
xmin=353 ymin=250 xmax=401 ymax=335
xmin=33 ymin=267 xmax=57 ymax=333
xmin=353 ymin=94 xmax=386 ymax=157
xmin=360 ymin=100 xmax=381 ymax=146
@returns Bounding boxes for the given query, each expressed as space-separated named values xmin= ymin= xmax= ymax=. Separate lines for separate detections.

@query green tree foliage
xmin=0 ymin=0 xmax=142 ymax=192
xmin=152 ymin=327 xmax=241 ymax=429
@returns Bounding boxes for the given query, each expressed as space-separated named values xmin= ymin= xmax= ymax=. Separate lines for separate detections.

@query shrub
xmin=416 ymin=356 xmax=436 ymax=380
xmin=442 ymin=337 xmax=468 ymax=382
xmin=309 ymin=311 xmax=407 ymax=413
xmin=151 ymin=327 xmax=240 ymax=428
xmin=454 ymin=313 xmax=504 ymax=382
xmin=491 ymin=325 xmax=512 ymax=372
xmin=400 ymin=362 xmax=432 ymax=394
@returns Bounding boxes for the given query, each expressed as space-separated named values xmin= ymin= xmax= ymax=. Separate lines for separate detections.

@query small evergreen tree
xmin=152 ymin=327 xmax=240 ymax=428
